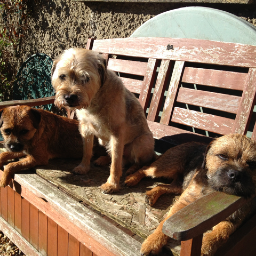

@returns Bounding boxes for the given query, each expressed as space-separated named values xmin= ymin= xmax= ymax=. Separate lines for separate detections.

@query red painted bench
xmin=1 ymin=37 xmax=256 ymax=256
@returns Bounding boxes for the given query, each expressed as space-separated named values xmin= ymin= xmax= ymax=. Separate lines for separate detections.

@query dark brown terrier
xmin=125 ymin=134 xmax=256 ymax=256
xmin=0 ymin=105 xmax=83 ymax=187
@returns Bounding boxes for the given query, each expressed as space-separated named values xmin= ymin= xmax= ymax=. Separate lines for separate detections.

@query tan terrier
xmin=125 ymin=134 xmax=256 ymax=256
xmin=51 ymin=48 xmax=155 ymax=194
xmin=0 ymin=105 xmax=83 ymax=187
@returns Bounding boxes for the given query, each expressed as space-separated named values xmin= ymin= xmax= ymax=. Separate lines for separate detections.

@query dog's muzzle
xmin=7 ymin=142 xmax=24 ymax=152
xmin=64 ymin=94 xmax=78 ymax=107
xmin=227 ymin=169 xmax=240 ymax=182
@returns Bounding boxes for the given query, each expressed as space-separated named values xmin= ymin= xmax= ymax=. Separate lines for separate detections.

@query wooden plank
xmin=147 ymin=120 xmax=191 ymax=140
xmin=30 ymin=204 xmax=39 ymax=250
xmin=0 ymin=96 xmax=55 ymax=109
xmin=0 ymin=216 xmax=41 ymax=256
xmin=58 ymin=225 xmax=69 ymax=256
xmin=176 ymin=87 xmax=240 ymax=114
xmin=92 ymin=38 xmax=256 ymax=68
xmin=147 ymin=60 xmax=171 ymax=121
xmin=162 ymin=192 xmax=246 ymax=241
xmin=48 ymin=217 xmax=58 ymax=256
xmin=38 ymin=211 xmax=48 ymax=256
xmin=80 ymin=243 xmax=93 ymax=256
xmin=161 ymin=61 xmax=184 ymax=125
xmin=120 ymin=77 xmax=142 ymax=94
xmin=1 ymin=187 xmax=8 ymax=221
xmin=108 ymin=58 xmax=147 ymax=76
xmin=7 ymin=186 xmax=15 ymax=227
xmin=13 ymin=172 xmax=141 ymax=256
xmin=68 ymin=234 xmax=80 ymax=256
xmin=171 ymin=107 xmax=234 ymax=135
xmin=21 ymin=197 xmax=30 ymax=242
xmin=14 ymin=190 xmax=22 ymax=234
xmin=233 ymin=68 xmax=256 ymax=134
xmin=139 ymin=58 xmax=159 ymax=111
xmin=182 ymin=66 xmax=247 ymax=91
xmin=86 ymin=38 xmax=95 ymax=50
xmin=180 ymin=235 xmax=203 ymax=256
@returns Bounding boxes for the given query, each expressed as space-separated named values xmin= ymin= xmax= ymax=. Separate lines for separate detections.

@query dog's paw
xmin=100 ymin=182 xmax=119 ymax=194
xmin=73 ymin=164 xmax=90 ymax=175
xmin=200 ymin=233 xmax=216 ymax=256
xmin=94 ymin=155 xmax=111 ymax=166
xmin=124 ymin=173 xmax=140 ymax=187
xmin=0 ymin=174 xmax=10 ymax=188
xmin=145 ymin=193 xmax=157 ymax=206
xmin=0 ymin=180 xmax=7 ymax=188
xmin=140 ymin=236 xmax=163 ymax=256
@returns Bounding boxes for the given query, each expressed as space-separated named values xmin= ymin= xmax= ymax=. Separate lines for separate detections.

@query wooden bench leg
xmin=180 ymin=234 xmax=203 ymax=256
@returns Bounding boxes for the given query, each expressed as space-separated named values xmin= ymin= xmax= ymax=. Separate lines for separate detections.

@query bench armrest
xmin=0 ymin=96 xmax=55 ymax=109
xmin=162 ymin=191 xmax=248 ymax=241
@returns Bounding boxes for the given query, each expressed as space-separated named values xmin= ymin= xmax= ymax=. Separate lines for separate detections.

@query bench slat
xmin=139 ymin=58 xmax=159 ymax=111
xmin=93 ymin=38 xmax=256 ymax=68
xmin=171 ymin=107 xmax=234 ymax=135
xmin=0 ymin=96 xmax=55 ymax=109
xmin=147 ymin=60 xmax=171 ymax=121
xmin=120 ymin=77 xmax=142 ymax=94
xmin=182 ymin=67 xmax=247 ymax=91
xmin=177 ymin=87 xmax=240 ymax=114
xmin=147 ymin=120 xmax=192 ymax=140
xmin=108 ymin=58 xmax=148 ymax=76
xmin=161 ymin=61 xmax=185 ymax=125
xmin=232 ymin=68 xmax=256 ymax=134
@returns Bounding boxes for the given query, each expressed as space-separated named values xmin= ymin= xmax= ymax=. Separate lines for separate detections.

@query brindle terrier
xmin=0 ymin=105 xmax=83 ymax=187
xmin=51 ymin=48 xmax=155 ymax=194
xmin=125 ymin=134 xmax=256 ymax=256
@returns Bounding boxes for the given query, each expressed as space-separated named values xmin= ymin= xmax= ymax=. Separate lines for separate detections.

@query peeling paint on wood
xmin=93 ymin=38 xmax=256 ymax=68
xmin=108 ymin=58 xmax=147 ymax=76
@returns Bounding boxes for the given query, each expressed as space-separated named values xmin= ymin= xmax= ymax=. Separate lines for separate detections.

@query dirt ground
xmin=0 ymin=231 xmax=24 ymax=256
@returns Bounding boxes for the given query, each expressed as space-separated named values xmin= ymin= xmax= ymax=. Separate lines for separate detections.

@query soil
xmin=0 ymin=231 xmax=25 ymax=256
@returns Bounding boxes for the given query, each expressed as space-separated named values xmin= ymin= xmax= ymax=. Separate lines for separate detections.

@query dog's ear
xmin=51 ymin=60 xmax=58 ymax=78
xmin=29 ymin=108 xmax=41 ymax=129
xmin=0 ymin=109 xmax=3 ymax=128
xmin=97 ymin=55 xmax=107 ymax=87
xmin=202 ymin=140 xmax=214 ymax=169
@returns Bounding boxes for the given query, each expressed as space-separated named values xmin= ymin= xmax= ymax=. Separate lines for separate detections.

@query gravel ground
xmin=0 ymin=232 xmax=25 ymax=256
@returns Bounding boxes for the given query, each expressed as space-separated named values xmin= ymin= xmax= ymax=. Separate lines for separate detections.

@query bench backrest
xmin=87 ymin=38 xmax=256 ymax=146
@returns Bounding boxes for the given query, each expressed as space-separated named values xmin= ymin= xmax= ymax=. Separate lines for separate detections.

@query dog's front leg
xmin=0 ymin=151 xmax=26 ymax=169
xmin=0 ymin=154 xmax=37 ymax=187
xmin=141 ymin=186 xmax=198 ymax=256
xmin=201 ymin=220 xmax=239 ymax=256
xmin=101 ymin=132 xmax=124 ymax=193
xmin=73 ymin=133 xmax=94 ymax=175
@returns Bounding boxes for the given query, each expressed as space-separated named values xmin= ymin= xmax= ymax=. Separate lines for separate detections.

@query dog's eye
xmin=59 ymin=74 xmax=66 ymax=81
xmin=20 ymin=129 xmax=29 ymax=135
xmin=4 ymin=129 xmax=12 ymax=135
xmin=84 ymin=76 xmax=90 ymax=83
xmin=217 ymin=154 xmax=228 ymax=161
xmin=247 ymin=161 xmax=256 ymax=169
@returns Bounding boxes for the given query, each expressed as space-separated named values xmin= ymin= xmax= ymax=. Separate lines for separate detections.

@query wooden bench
xmin=1 ymin=37 xmax=256 ymax=256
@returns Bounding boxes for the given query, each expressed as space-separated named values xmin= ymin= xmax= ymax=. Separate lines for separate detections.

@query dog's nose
xmin=227 ymin=169 xmax=240 ymax=181
xmin=9 ymin=143 xmax=23 ymax=152
xmin=64 ymin=94 xmax=78 ymax=105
